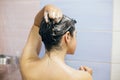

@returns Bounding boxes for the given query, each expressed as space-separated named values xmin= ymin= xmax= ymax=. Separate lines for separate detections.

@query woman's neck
xmin=44 ymin=49 xmax=67 ymax=63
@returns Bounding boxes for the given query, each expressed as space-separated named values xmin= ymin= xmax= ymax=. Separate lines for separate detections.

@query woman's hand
xmin=34 ymin=4 xmax=63 ymax=27
xmin=79 ymin=66 xmax=93 ymax=75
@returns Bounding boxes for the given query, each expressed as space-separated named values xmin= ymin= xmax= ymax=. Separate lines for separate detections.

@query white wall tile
xmin=113 ymin=0 xmax=120 ymax=31
xmin=111 ymin=63 xmax=120 ymax=80
xmin=111 ymin=0 xmax=120 ymax=80
xmin=112 ymin=32 xmax=120 ymax=63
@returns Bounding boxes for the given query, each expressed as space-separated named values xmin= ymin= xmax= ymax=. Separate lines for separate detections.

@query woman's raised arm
xmin=20 ymin=4 xmax=62 ymax=63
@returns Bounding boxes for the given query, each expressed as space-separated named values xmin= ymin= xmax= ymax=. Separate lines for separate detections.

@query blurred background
xmin=0 ymin=0 xmax=120 ymax=80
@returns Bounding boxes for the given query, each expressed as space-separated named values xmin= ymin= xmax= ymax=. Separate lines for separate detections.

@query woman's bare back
xmin=20 ymin=55 xmax=91 ymax=80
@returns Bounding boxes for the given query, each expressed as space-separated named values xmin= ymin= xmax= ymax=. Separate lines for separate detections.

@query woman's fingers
xmin=48 ymin=11 xmax=56 ymax=19
xmin=79 ymin=66 xmax=93 ymax=75
xmin=79 ymin=66 xmax=85 ymax=71
xmin=44 ymin=11 xmax=49 ymax=23
xmin=44 ymin=5 xmax=62 ymax=23
xmin=83 ymin=66 xmax=93 ymax=75
xmin=55 ymin=11 xmax=62 ymax=23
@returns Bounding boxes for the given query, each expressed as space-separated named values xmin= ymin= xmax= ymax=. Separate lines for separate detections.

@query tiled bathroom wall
xmin=0 ymin=0 xmax=40 ymax=56
xmin=111 ymin=0 xmax=120 ymax=80
xmin=0 ymin=0 xmax=40 ymax=80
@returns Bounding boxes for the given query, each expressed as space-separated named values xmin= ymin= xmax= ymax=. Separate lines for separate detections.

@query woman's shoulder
xmin=63 ymin=65 xmax=92 ymax=80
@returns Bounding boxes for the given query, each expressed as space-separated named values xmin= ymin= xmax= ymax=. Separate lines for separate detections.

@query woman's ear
xmin=64 ymin=32 xmax=71 ymax=45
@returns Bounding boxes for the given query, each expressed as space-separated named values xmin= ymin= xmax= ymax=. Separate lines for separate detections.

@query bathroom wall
xmin=111 ymin=0 xmax=120 ymax=80
xmin=0 ymin=0 xmax=40 ymax=79
xmin=0 ymin=0 xmax=40 ymax=56
xmin=39 ymin=0 xmax=113 ymax=80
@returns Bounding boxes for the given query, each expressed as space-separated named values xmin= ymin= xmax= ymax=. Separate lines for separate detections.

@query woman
xmin=20 ymin=4 xmax=92 ymax=80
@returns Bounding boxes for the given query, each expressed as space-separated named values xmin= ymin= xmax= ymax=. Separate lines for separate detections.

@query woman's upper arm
xmin=20 ymin=26 xmax=41 ymax=64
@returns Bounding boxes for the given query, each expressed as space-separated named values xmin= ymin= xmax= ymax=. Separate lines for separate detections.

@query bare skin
xmin=20 ymin=4 xmax=93 ymax=80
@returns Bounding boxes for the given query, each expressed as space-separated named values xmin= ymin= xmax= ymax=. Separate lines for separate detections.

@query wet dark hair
xmin=39 ymin=15 xmax=77 ymax=51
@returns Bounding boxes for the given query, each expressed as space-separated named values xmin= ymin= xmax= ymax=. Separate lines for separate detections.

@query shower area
xmin=0 ymin=0 xmax=120 ymax=80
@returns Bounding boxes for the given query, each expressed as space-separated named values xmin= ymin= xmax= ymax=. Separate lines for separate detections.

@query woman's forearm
xmin=21 ymin=8 xmax=44 ymax=61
